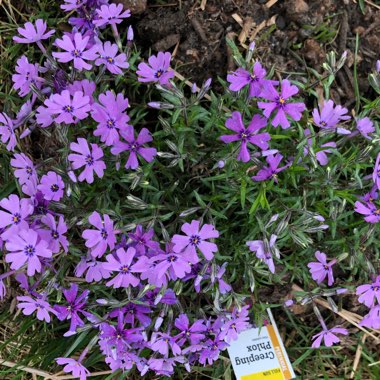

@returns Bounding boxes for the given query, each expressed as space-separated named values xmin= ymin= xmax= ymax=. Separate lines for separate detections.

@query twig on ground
xmin=349 ymin=334 xmax=367 ymax=379
xmin=190 ymin=16 xmax=208 ymax=43
xmin=265 ymin=0 xmax=278 ymax=8
xmin=0 ymin=360 xmax=58 ymax=379
xmin=200 ymin=0 xmax=207 ymax=11
xmin=352 ymin=0 xmax=380 ymax=10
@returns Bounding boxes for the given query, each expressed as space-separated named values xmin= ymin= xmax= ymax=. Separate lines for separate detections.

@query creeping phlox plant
xmin=0 ymin=0 xmax=380 ymax=378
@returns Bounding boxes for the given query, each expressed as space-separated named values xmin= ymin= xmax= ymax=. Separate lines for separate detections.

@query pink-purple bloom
xmin=0 ymin=194 xmax=33 ymax=239
xmin=95 ymin=41 xmax=129 ymax=74
xmin=246 ymin=235 xmax=277 ymax=273
xmin=110 ymin=126 xmax=157 ymax=170
xmin=311 ymin=326 xmax=348 ymax=348
xmin=356 ymin=275 xmax=380 ymax=308
xmin=303 ymin=129 xmax=336 ymax=166
xmin=91 ymin=91 xmax=130 ymax=146
xmin=54 ymin=283 xmax=90 ymax=336
xmin=251 ymin=154 xmax=289 ymax=182
xmin=354 ymin=198 xmax=380 ymax=224
xmin=258 ymin=80 xmax=306 ymax=129
xmin=82 ymin=211 xmax=116 ymax=258
xmin=53 ymin=33 xmax=98 ymax=71
xmin=103 ymin=247 xmax=140 ymax=288
xmin=37 ymin=171 xmax=65 ymax=201
xmin=172 ymin=220 xmax=219 ymax=263
xmin=13 ymin=19 xmax=55 ymax=44
xmin=12 ymin=56 xmax=41 ymax=97
xmin=5 ymin=228 xmax=52 ymax=276
xmin=36 ymin=90 xmax=91 ymax=127
xmin=55 ymin=358 xmax=90 ymax=380
xmin=94 ymin=3 xmax=131 ymax=27
xmin=11 ymin=153 xmax=37 ymax=186
xmin=373 ymin=153 xmax=380 ymax=189
xmin=17 ymin=295 xmax=57 ymax=322
xmin=307 ymin=251 xmax=336 ymax=286
xmin=220 ymin=112 xmax=271 ymax=162
xmin=227 ymin=62 xmax=277 ymax=97
xmin=68 ymin=138 xmax=106 ymax=183
xmin=356 ymin=117 xmax=375 ymax=140
xmin=137 ymin=52 xmax=175 ymax=85
xmin=312 ymin=100 xmax=351 ymax=134
xmin=0 ymin=112 xmax=17 ymax=151
xmin=360 ymin=305 xmax=380 ymax=329
xmin=39 ymin=214 xmax=69 ymax=254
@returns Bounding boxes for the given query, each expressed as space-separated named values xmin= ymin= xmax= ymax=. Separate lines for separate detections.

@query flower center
xmin=52 ymin=230 xmax=59 ymax=239
xmin=106 ymin=56 xmax=114 ymax=64
xmin=121 ymin=265 xmax=130 ymax=273
xmin=250 ymin=73 xmax=257 ymax=81
xmin=129 ymin=143 xmax=139 ymax=151
xmin=72 ymin=49 xmax=82 ymax=58
xmin=24 ymin=244 xmax=35 ymax=257
xmin=12 ymin=213 xmax=21 ymax=224
xmin=372 ymin=286 xmax=379 ymax=291
xmin=63 ymin=105 xmax=73 ymax=113
xmin=212 ymin=344 xmax=218 ymax=350
xmin=101 ymin=228 xmax=108 ymax=239
xmin=155 ymin=69 xmax=164 ymax=78
xmin=168 ymin=255 xmax=177 ymax=262
xmin=277 ymin=97 xmax=286 ymax=107
xmin=85 ymin=155 xmax=94 ymax=166
xmin=106 ymin=119 xmax=115 ymax=129
xmin=321 ymin=121 xmax=327 ymax=126
xmin=26 ymin=166 xmax=33 ymax=175
xmin=190 ymin=235 xmax=201 ymax=246
xmin=323 ymin=264 xmax=329 ymax=270
xmin=50 ymin=184 xmax=59 ymax=192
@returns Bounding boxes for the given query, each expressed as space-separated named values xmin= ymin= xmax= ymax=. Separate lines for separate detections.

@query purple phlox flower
xmin=128 ymin=224 xmax=160 ymax=255
xmin=37 ymin=171 xmax=65 ymax=201
xmin=172 ymin=220 xmax=219 ymax=264
xmin=95 ymin=41 xmax=129 ymax=74
xmin=36 ymin=90 xmax=91 ymax=127
xmin=220 ymin=305 xmax=250 ymax=343
xmin=61 ymin=0 xmax=85 ymax=11
xmin=251 ymin=154 xmax=290 ymax=182
xmin=68 ymin=79 xmax=96 ymax=104
xmin=360 ymin=305 xmax=380 ymax=329
xmin=11 ymin=153 xmax=37 ymax=186
xmin=0 ymin=112 xmax=17 ymax=151
xmin=220 ymin=111 xmax=271 ymax=162
xmin=54 ymin=283 xmax=90 ymax=337
xmin=246 ymin=235 xmax=277 ymax=273
xmin=17 ymin=295 xmax=57 ymax=322
xmin=68 ymin=138 xmax=106 ymax=183
xmin=227 ymin=62 xmax=278 ymax=97
xmin=55 ymin=358 xmax=90 ymax=380
xmin=103 ymin=247 xmax=140 ymax=288
xmin=144 ymin=288 xmax=177 ymax=306
xmin=13 ymin=19 xmax=55 ymax=44
xmin=303 ymin=128 xmax=336 ymax=166
xmin=100 ymin=312 xmax=144 ymax=353
xmin=53 ymin=32 xmax=98 ymax=71
xmin=175 ymin=314 xmax=206 ymax=345
xmin=373 ymin=153 xmax=380 ymax=190
xmin=198 ymin=335 xmax=229 ymax=365
xmin=132 ymin=255 xmax=168 ymax=287
xmin=356 ymin=117 xmax=375 ymax=140
xmin=376 ymin=60 xmax=380 ymax=72
xmin=150 ymin=332 xmax=182 ymax=357
xmin=110 ymin=126 xmax=157 ymax=170
xmin=356 ymin=275 xmax=380 ymax=308
xmin=94 ymin=3 xmax=131 ymax=27
xmin=258 ymin=80 xmax=306 ymax=129
xmin=308 ymin=251 xmax=336 ymax=286
xmin=75 ymin=256 xmax=111 ymax=282
xmin=121 ymin=302 xmax=152 ymax=327
xmin=148 ymin=356 xmax=187 ymax=377
xmin=312 ymin=100 xmax=351 ymax=134
xmin=5 ymin=228 xmax=52 ymax=276
xmin=212 ymin=263 xmax=232 ymax=294
xmin=311 ymin=326 xmax=348 ymax=348
xmin=91 ymin=91 xmax=130 ymax=146
xmin=0 ymin=194 xmax=33 ymax=240
xmin=21 ymin=177 xmax=39 ymax=200
xmin=0 ymin=279 xmax=6 ymax=300
xmin=39 ymin=214 xmax=69 ymax=253
xmin=354 ymin=199 xmax=380 ymax=224
xmin=154 ymin=243 xmax=192 ymax=280
xmin=136 ymin=52 xmax=175 ymax=85
xmin=15 ymin=99 xmax=35 ymax=126
xmin=82 ymin=211 xmax=116 ymax=258
xmin=12 ymin=56 xmax=42 ymax=97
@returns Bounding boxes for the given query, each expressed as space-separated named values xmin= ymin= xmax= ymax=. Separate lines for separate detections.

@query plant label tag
xmin=227 ymin=309 xmax=295 ymax=380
